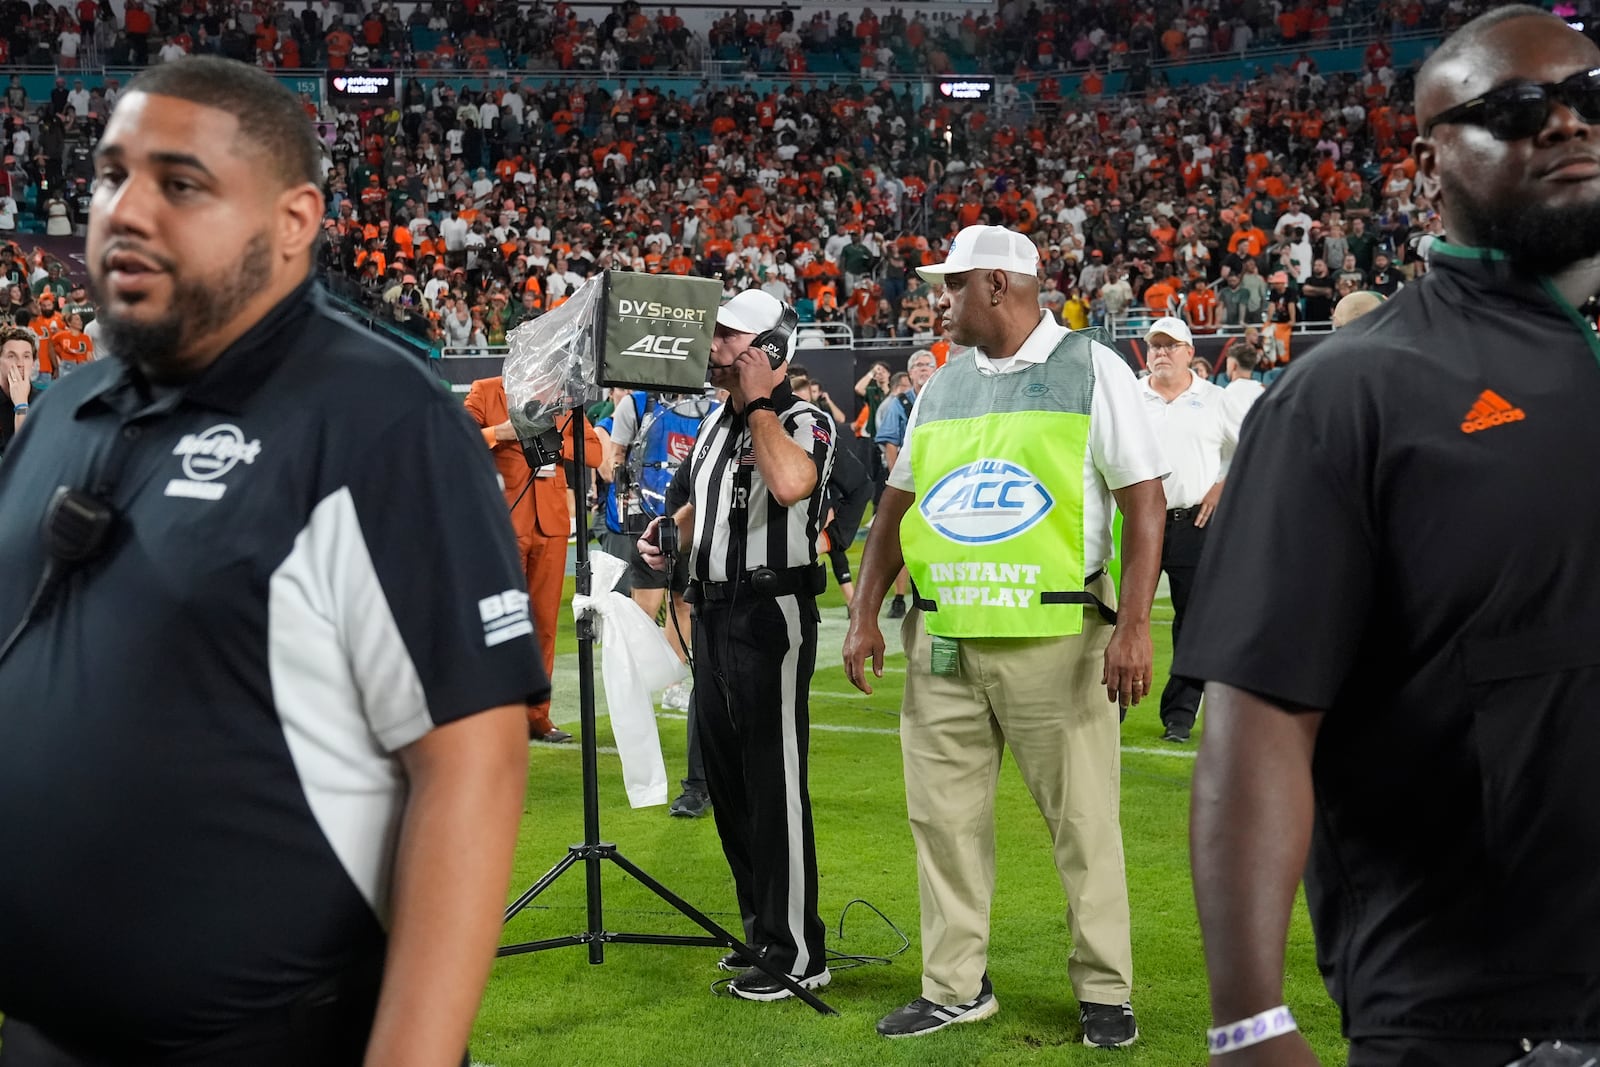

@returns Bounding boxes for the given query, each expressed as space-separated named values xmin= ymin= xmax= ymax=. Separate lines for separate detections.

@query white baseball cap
xmin=916 ymin=225 xmax=1040 ymax=282
xmin=716 ymin=288 xmax=785 ymax=333
xmin=1145 ymin=316 xmax=1194 ymax=346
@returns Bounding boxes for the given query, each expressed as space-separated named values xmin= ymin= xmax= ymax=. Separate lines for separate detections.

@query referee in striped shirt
xmin=638 ymin=289 xmax=836 ymax=1002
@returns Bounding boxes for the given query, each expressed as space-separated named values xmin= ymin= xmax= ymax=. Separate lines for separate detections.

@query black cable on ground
xmin=709 ymin=897 xmax=911 ymax=997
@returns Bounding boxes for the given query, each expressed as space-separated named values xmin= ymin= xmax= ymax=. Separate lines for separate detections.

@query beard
xmin=1441 ymin=170 xmax=1600 ymax=275
xmin=93 ymin=232 xmax=273 ymax=381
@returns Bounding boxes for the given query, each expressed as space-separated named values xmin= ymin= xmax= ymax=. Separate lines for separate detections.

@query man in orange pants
xmin=466 ymin=376 xmax=601 ymax=742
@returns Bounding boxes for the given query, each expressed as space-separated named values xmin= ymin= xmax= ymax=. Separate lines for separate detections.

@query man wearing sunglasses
xmin=1181 ymin=7 xmax=1600 ymax=1067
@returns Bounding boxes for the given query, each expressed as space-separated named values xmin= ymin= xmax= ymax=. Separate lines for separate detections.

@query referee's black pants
xmin=691 ymin=591 xmax=827 ymax=978
xmin=1160 ymin=508 xmax=1208 ymax=733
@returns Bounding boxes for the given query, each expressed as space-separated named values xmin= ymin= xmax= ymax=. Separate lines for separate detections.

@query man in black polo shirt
xmin=0 ymin=58 xmax=541 ymax=1066
xmin=1180 ymin=9 xmax=1600 ymax=1066
xmin=637 ymin=289 xmax=835 ymax=1003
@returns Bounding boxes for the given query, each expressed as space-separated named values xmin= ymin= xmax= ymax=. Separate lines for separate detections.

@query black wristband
xmin=743 ymin=396 xmax=775 ymax=416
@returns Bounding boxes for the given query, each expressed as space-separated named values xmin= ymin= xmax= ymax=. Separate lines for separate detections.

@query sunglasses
xmin=1424 ymin=67 xmax=1600 ymax=140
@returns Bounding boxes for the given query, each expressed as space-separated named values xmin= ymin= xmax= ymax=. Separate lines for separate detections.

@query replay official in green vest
xmin=842 ymin=224 xmax=1169 ymax=1049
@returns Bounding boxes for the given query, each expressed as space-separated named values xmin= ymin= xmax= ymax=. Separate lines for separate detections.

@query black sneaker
xmin=1080 ymin=1001 xmax=1138 ymax=1048
xmin=887 ymin=595 xmax=907 ymax=619
xmin=717 ymin=949 xmax=759 ymax=972
xmin=728 ymin=965 xmax=831 ymax=1002
xmin=1160 ymin=726 xmax=1191 ymax=743
xmin=668 ymin=789 xmax=710 ymax=818
xmin=876 ymin=975 xmax=999 ymax=1038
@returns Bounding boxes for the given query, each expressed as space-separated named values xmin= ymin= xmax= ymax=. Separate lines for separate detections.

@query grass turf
xmin=474 ymin=542 xmax=1344 ymax=1067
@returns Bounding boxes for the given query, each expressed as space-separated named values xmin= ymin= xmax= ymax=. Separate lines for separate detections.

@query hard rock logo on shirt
xmin=164 ymin=423 xmax=263 ymax=502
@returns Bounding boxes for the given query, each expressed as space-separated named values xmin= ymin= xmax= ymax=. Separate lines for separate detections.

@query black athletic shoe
xmin=1160 ymin=726 xmax=1191 ymax=743
xmin=876 ymin=975 xmax=999 ymax=1038
xmin=887 ymin=595 xmax=907 ymax=619
xmin=1080 ymin=1001 xmax=1138 ymax=1048
xmin=728 ymin=965 xmax=831 ymax=1002
xmin=668 ymin=789 xmax=710 ymax=818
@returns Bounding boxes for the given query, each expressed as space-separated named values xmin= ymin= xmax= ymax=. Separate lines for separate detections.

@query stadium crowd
xmin=303 ymin=29 xmax=1465 ymax=361
xmin=0 ymin=0 xmax=1499 ymax=369
xmin=1 ymin=0 xmax=1472 ymax=76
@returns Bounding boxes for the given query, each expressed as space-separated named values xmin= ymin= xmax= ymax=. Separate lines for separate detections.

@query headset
xmin=749 ymin=304 xmax=800 ymax=370
xmin=710 ymin=302 xmax=798 ymax=373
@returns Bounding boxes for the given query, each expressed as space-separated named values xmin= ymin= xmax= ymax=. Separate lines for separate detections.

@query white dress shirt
xmin=1139 ymin=371 xmax=1242 ymax=509
xmin=888 ymin=312 xmax=1170 ymax=571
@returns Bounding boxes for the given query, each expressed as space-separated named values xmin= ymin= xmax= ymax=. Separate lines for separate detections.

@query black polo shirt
xmin=0 ymin=279 xmax=546 ymax=1057
xmin=1174 ymin=241 xmax=1600 ymax=1040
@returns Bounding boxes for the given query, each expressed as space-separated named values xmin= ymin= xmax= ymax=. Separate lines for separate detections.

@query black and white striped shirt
xmin=672 ymin=382 xmax=835 ymax=583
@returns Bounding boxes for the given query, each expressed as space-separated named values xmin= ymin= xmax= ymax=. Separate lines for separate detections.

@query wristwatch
xmin=743 ymin=396 xmax=775 ymax=416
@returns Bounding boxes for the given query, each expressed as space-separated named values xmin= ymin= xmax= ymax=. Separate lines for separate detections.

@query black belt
xmin=688 ymin=564 xmax=826 ymax=602
xmin=911 ymin=568 xmax=1118 ymax=626
xmin=1167 ymin=506 xmax=1197 ymax=523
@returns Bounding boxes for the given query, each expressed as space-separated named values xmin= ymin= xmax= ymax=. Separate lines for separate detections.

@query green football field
xmin=474 ymin=558 xmax=1346 ymax=1067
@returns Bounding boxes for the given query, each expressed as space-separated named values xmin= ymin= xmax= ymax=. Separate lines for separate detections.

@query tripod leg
xmin=503 ymin=848 xmax=581 ymax=923
xmin=606 ymin=851 xmax=838 ymax=1015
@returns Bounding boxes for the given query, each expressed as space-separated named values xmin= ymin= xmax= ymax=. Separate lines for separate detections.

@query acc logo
xmin=173 ymin=424 xmax=262 ymax=481
xmin=919 ymin=459 xmax=1053 ymax=544
xmin=623 ymin=334 xmax=694 ymax=360
xmin=1023 ymin=383 xmax=1049 ymax=398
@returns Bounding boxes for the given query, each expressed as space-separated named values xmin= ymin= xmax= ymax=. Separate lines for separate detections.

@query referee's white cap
xmin=917 ymin=225 xmax=1040 ymax=282
xmin=717 ymin=289 xmax=786 ymax=333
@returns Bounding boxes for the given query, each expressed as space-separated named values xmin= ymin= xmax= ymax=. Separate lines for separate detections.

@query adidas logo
xmin=1460 ymin=389 xmax=1526 ymax=434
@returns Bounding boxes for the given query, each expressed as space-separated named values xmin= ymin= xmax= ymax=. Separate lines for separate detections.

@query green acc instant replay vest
xmin=901 ymin=333 xmax=1096 ymax=639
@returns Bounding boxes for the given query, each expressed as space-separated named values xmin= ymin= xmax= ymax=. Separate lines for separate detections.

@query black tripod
xmin=497 ymin=404 xmax=835 ymax=1015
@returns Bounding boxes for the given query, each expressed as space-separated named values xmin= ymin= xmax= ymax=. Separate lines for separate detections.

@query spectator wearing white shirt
xmin=1220 ymin=337 xmax=1266 ymax=422
xmin=471 ymin=168 xmax=493 ymax=204
xmin=423 ymin=263 xmax=451 ymax=306
xmin=66 ymin=81 xmax=90 ymax=116
xmin=1138 ymin=316 xmax=1243 ymax=744
xmin=500 ymin=88 xmax=523 ymax=124
xmin=439 ymin=209 xmax=469 ymax=265
xmin=1274 ymin=199 xmax=1314 ymax=240
xmin=462 ymin=226 xmax=486 ymax=270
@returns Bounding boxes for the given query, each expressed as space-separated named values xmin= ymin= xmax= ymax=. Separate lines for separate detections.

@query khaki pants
xmin=899 ymin=572 xmax=1133 ymax=1006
